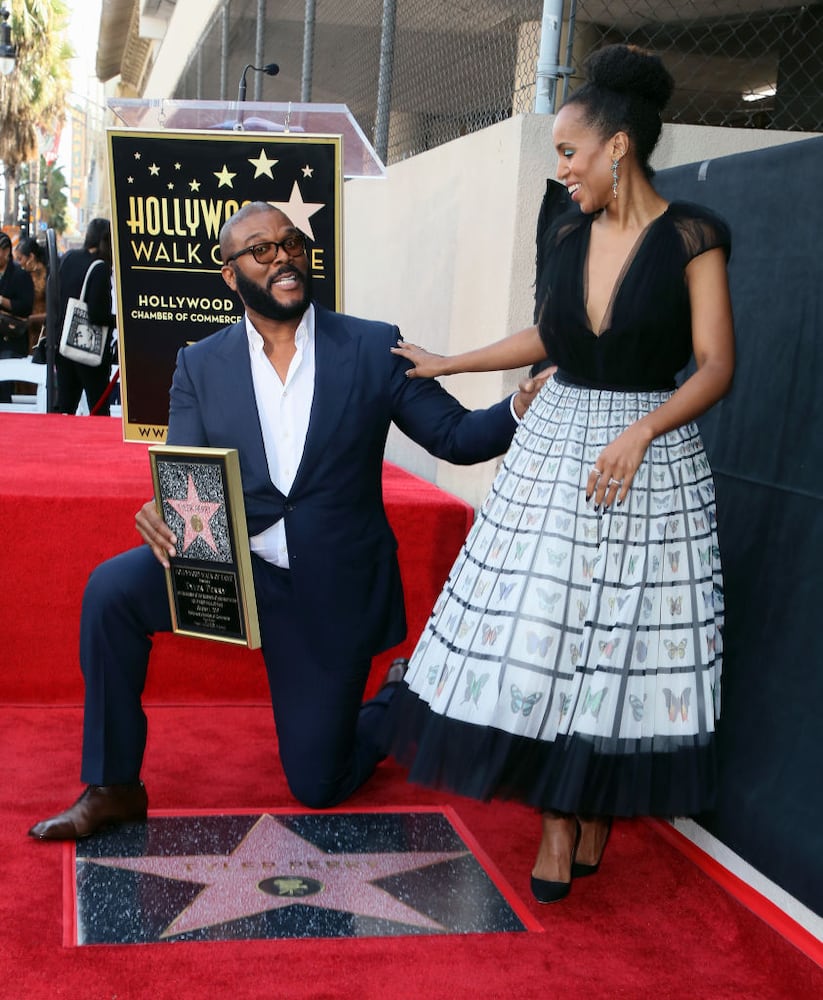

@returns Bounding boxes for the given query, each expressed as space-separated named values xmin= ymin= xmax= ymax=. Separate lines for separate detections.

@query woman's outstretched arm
xmin=391 ymin=324 xmax=547 ymax=379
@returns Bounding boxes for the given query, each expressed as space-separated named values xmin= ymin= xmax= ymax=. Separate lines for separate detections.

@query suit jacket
xmin=167 ymin=304 xmax=517 ymax=662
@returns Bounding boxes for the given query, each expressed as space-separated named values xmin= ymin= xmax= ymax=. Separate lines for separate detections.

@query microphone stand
xmin=234 ymin=61 xmax=280 ymax=131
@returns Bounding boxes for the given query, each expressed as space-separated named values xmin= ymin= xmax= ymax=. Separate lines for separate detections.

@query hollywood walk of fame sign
xmin=149 ymin=445 xmax=260 ymax=648
xmin=69 ymin=810 xmax=541 ymax=944
xmin=107 ymin=127 xmax=342 ymax=442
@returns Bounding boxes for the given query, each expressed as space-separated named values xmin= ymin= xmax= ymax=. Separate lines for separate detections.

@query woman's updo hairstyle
xmin=564 ymin=44 xmax=674 ymax=178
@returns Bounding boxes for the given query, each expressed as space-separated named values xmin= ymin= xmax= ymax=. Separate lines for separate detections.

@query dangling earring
xmin=611 ymin=158 xmax=620 ymax=199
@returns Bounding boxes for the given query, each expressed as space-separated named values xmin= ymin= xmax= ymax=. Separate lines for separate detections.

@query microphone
xmin=237 ymin=62 xmax=280 ymax=103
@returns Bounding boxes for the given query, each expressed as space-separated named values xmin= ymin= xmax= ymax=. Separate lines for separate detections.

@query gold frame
xmin=149 ymin=445 xmax=260 ymax=648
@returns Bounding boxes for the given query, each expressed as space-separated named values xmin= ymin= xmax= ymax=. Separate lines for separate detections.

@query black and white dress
xmin=384 ymin=202 xmax=731 ymax=817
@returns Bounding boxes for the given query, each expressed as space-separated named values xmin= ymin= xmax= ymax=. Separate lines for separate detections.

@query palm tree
xmin=0 ymin=0 xmax=72 ymax=226
xmin=21 ymin=154 xmax=68 ymax=233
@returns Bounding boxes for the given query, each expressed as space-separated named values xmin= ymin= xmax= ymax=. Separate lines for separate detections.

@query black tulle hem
xmin=382 ymin=686 xmax=717 ymax=818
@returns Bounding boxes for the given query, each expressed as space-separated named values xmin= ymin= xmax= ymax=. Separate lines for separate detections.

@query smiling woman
xmin=382 ymin=43 xmax=736 ymax=908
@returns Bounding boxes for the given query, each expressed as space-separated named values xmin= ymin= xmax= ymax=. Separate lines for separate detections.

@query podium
xmin=105 ymin=101 xmax=384 ymax=440
xmin=108 ymin=99 xmax=385 ymax=180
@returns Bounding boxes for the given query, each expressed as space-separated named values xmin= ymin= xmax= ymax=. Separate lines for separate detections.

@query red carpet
xmin=2 ymin=414 xmax=821 ymax=998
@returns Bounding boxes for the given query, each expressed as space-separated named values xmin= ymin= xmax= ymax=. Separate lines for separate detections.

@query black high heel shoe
xmin=571 ymin=817 xmax=612 ymax=878
xmin=530 ymin=820 xmax=581 ymax=904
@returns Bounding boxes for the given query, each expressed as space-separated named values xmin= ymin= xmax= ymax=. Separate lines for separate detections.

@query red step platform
xmin=0 ymin=413 xmax=473 ymax=706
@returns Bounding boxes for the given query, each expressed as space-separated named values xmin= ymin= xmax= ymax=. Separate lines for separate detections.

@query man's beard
xmin=232 ymin=262 xmax=312 ymax=321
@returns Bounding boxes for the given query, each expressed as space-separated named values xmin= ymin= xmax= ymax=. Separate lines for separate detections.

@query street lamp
xmin=0 ymin=5 xmax=16 ymax=76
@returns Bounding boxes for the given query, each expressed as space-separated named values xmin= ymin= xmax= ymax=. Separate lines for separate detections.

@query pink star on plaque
xmin=87 ymin=814 xmax=467 ymax=937
xmin=166 ymin=474 xmax=222 ymax=554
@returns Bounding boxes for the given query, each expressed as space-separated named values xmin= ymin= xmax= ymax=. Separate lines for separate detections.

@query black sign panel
xmin=108 ymin=129 xmax=342 ymax=441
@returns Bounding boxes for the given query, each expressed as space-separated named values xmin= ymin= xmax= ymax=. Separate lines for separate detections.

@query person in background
xmin=0 ymin=230 xmax=35 ymax=402
xmin=17 ymin=237 xmax=48 ymax=353
xmin=383 ymin=44 xmax=735 ymax=904
xmin=56 ymin=217 xmax=115 ymax=416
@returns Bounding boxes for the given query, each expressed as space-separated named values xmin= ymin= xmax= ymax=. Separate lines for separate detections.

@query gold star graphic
xmin=149 ymin=163 xmax=160 ymax=176
xmin=270 ymin=181 xmax=325 ymax=240
xmin=214 ymin=164 xmax=237 ymax=188
xmin=301 ymin=164 xmax=314 ymax=178
xmin=189 ymin=179 xmax=201 ymax=192
xmin=248 ymin=148 xmax=278 ymax=179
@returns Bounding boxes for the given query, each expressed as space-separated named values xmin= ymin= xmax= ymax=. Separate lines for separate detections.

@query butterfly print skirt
xmin=385 ymin=377 xmax=723 ymax=816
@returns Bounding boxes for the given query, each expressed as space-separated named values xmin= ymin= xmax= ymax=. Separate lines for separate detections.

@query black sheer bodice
xmin=537 ymin=202 xmax=731 ymax=390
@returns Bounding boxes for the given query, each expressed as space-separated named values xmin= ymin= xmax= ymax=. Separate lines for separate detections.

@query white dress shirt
xmin=246 ymin=305 xmax=316 ymax=568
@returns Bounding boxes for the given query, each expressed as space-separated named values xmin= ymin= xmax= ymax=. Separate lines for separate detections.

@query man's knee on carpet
xmin=281 ymin=746 xmax=378 ymax=810
xmin=285 ymin=773 xmax=358 ymax=811
xmin=281 ymin=668 xmax=407 ymax=808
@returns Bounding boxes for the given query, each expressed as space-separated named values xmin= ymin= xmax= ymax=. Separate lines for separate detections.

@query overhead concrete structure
xmin=95 ymin=0 xmax=821 ymax=161
xmin=97 ymin=0 xmax=180 ymax=96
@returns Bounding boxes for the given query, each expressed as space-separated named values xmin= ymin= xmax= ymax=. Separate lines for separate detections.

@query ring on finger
xmin=592 ymin=466 xmax=603 ymax=477
xmin=608 ymin=478 xmax=623 ymax=487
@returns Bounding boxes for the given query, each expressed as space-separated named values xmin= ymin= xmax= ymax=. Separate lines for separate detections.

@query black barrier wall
xmin=653 ymin=136 xmax=823 ymax=918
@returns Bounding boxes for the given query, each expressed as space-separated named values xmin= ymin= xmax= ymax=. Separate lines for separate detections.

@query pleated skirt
xmin=384 ymin=376 xmax=724 ymax=817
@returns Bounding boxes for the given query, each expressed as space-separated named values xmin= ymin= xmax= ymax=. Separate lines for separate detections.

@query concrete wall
xmin=343 ymin=113 xmax=550 ymax=507
xmin=343 ymin=114 xmax=818 ymax=507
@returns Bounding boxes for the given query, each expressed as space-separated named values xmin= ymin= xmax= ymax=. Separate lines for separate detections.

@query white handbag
xmin=58 ymin=258 xmax=110 ymax=367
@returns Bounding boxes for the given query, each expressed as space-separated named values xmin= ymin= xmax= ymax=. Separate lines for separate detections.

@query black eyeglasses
xmin=225 ymin=233 xmax=307 ymax=265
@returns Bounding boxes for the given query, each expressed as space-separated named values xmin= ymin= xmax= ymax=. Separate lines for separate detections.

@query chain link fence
xmin=175 ymin=0 xmax=821 ymax=165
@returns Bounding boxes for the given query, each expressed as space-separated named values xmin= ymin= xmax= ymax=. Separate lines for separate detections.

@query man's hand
xmin=513 ymin=367 xmax=556 ymax=419
xmin=135 ymin=499 xmax=176 ymax=568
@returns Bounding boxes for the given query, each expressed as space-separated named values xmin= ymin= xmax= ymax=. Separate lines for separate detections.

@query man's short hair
xmin=0 ymin=232 xmax=12 ymax=251
xmin=219 ymin=202 xmax=288 ymax=263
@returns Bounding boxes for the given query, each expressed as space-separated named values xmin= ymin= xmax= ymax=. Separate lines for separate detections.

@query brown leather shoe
xmin=382 ymin=657 xmax=409 ymax=687
xmin=28 ymin=783 xmax=148 ymax=840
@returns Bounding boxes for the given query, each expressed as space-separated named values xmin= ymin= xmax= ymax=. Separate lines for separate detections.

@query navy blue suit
xmin=80 ymin=305 xmax=517 ymax=807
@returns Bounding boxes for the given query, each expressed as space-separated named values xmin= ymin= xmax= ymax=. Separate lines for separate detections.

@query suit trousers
xmin=79 ymin=546 xmax=393 ymax=808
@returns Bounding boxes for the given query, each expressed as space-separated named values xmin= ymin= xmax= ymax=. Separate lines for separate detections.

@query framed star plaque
xmin=148 ymin=445 xmax=261 ymax=648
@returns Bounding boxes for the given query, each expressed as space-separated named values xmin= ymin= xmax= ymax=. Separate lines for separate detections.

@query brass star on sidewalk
xmin=86 ymin=814 xmax=467 ymax=938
